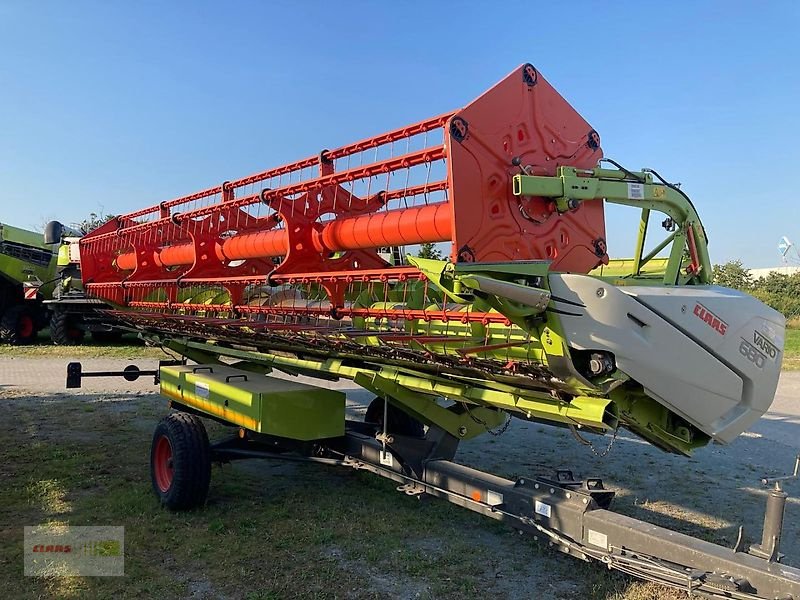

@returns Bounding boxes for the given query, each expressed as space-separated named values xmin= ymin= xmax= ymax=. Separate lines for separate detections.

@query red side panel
xmin=446 ymin=63 xmax=606 ymax=270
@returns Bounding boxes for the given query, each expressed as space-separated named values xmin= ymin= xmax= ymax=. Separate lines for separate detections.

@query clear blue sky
xmin=1 ymin=1 xmax=797 ymax=267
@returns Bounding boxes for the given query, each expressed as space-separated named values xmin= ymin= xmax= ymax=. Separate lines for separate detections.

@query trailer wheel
xmin=150 ymin=412 xmax=211 ymax=511
xmin=365 ymin=397 xmax=425 ymax=439
xmin=0 ymin=305 xmax=38 ymax=345
xmin=50 ymin=309 xmax=84 ymax=345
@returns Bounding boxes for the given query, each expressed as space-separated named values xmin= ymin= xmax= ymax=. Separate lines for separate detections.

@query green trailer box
xmin=160 ymin=364 xmax=345 ymax=440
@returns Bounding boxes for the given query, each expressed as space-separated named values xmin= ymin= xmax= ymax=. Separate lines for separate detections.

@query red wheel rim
xmin=153 ymin=435 xmax=174 ymax=493
xmin=18 ymin=315 xmax=34 ymax=339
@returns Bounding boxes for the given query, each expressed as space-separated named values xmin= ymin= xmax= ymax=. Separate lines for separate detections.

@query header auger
xmin=70 ymin=64 xmax=799 ymax=598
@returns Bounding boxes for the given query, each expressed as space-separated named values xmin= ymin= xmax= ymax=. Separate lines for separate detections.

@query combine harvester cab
xmin=74 ymin=64 xmax=797 ymax=598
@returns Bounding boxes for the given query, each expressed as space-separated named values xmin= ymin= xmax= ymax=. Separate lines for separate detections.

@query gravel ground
xmin=1 ymin=355 xmax=798 ymax=597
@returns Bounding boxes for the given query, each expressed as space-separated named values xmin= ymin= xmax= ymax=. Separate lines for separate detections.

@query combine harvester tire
xmin=50 ymin=309 xmax=85 ymax=345
xmin=0 ymin=305 xmax=38 ymax=345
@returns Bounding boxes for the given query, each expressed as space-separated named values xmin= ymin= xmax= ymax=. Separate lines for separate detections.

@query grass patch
xmin=0 ymin=330 xmax=166 ymax=359
xmin=783 ymin=326 xmax=800 ymax=370
xmin=0 ymin=393 xmax=682 ymax=599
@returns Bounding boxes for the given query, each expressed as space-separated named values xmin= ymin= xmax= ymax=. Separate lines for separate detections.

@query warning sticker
xmin=486 ymin=490 xmax=504 ymax=507
xmin=627 ymin=183 xmax=645 ymax=200
xmin=587 ymin=529 xmax=608 ymax=550
xmin=195 ymin=381 xmax=210 ymax=398
xmin=534 ymin=500 xmax=551 ymax=518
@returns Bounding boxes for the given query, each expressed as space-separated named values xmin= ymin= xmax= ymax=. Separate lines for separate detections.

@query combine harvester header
xmin=82 ymin=64 xmax=606 ymax=295
xmin=73 ymin=64 xmax=797 ymax=598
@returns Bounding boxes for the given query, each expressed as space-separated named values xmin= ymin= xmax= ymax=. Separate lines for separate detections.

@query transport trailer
xmin=70 ymin=355 xmax=800 ymax=599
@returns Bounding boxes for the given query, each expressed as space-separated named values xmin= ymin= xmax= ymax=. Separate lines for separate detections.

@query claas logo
xmin=32 ymin=544 xmax=72 ymax=553
xmin=693 ymin=303 xmax=727 ymax=335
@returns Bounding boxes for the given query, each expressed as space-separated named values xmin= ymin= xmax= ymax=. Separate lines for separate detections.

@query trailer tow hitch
xmin=65 ymin=360 xmax=181 ymax=388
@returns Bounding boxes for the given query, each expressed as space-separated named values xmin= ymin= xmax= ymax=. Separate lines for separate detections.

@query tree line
xmin=713 ymin=260 xmax=800 ymax=318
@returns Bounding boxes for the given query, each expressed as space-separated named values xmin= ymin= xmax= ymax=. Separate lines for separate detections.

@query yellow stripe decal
xmin=162 ymin=388 xmax=258 ymax=430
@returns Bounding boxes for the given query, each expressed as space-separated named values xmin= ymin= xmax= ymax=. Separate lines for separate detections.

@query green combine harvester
xmin=0 ymin=222 xmax=57 ymax=344
xmin=0 ymin=220 xmax=120 ymax=345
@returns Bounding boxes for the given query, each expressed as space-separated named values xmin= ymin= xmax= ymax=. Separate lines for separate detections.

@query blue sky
xmin=1 ymin=1 xmax=798 ymax=267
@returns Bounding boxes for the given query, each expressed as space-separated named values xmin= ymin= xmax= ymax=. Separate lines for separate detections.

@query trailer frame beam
xmin=199 ymin=421 xmax=800 ymax=599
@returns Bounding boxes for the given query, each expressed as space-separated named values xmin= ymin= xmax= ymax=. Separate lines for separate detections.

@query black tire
xmin=0 ymin=305 xmax=39 ymax=345
xmin=365 ymin=397 xmax=425 ymax=439
xmin=150 ymin=412 xmax=211 ymax=511
xmin=50 ymin=309 xmax=85 ymax=345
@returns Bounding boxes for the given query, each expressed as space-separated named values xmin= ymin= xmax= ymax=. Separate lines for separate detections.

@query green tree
xmin=750 ymin=271 xmax=800 ymax=318
xmin=76 ymin=212 xmax=116 ymax=235
xmin=417 ymin=242 xmax=442 ymax=260
xmin=755 ymin=272 xmax=786 ymax=295
xmin=712 ymin=260 xmax=752 ymax=290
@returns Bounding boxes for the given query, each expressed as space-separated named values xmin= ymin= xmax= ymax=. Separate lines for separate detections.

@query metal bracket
xmin=397 ymin=483 xmax=426 ymax=497
xmin=732 ymin=525 xmax=746 ymax=553
xmin=65 ymin=360 xmax=181 ymax=389
xmin=761 ymin=454 xmax=800 ymax=488
xmin=534 ymin=469 xmax=615 ymax=510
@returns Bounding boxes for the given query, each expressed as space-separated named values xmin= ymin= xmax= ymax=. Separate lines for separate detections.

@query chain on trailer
xmin=462 ymin=401 xmax=513 ymax=436
xmin=568 ymin=422 xmax=620 ymax=458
